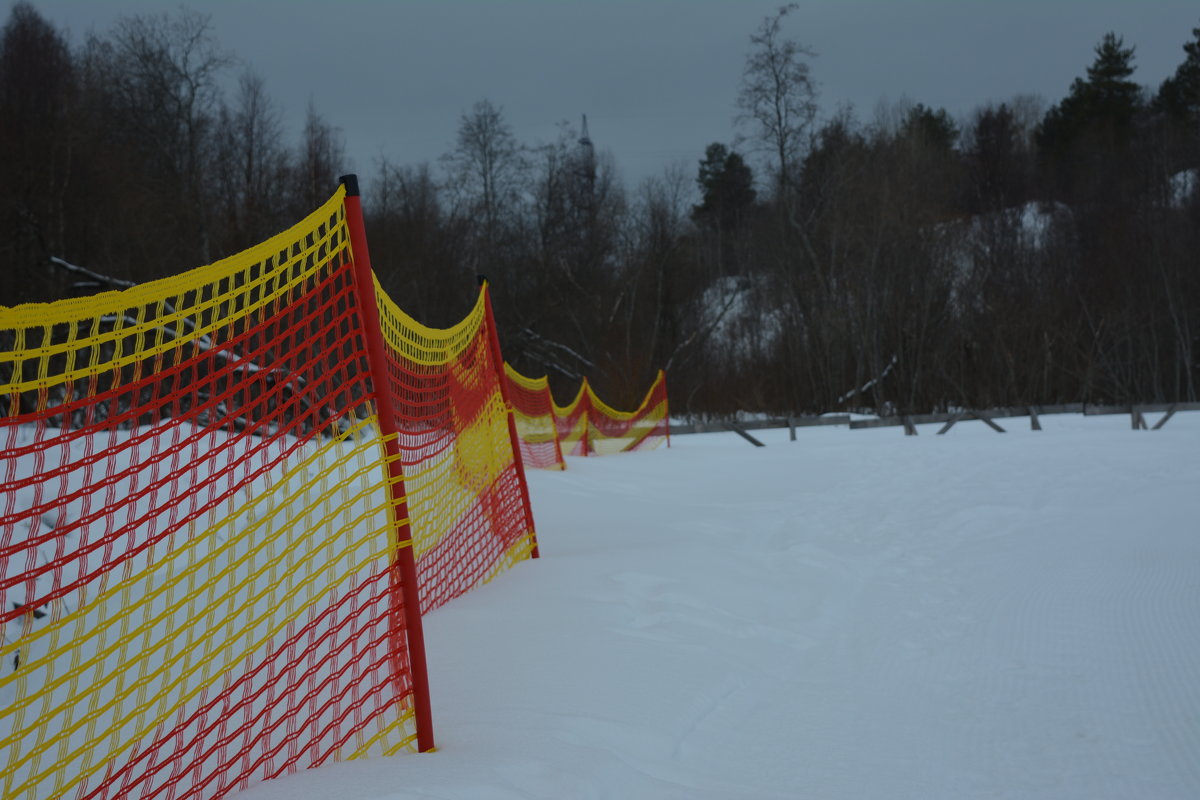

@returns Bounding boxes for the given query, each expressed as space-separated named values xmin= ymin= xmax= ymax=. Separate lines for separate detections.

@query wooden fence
xmin=670 ymin=402 xmax=1200 ymax=445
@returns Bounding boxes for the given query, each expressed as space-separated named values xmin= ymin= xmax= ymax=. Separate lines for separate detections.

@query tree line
xmin=2 ymin=3 xmax=1198 ymax=416
xmin=0 ymin=4 xmax=344 ymax=305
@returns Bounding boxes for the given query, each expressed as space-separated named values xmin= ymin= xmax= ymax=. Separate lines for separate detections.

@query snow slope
xmin=238 ymin=412 xmax=1200 ymax=799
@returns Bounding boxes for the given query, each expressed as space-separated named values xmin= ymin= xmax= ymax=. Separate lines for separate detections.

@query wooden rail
xmin=670 ymin=403 xmax=1200 ymax=445
xmin=670 ymin=415 xmax=851 ymax=436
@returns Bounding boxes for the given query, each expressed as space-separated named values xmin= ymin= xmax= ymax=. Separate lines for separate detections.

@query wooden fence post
xmin=1152 ymin=404 xmax=1178 ymax=430
xmin=974 ymin=410 xmax=1006 ymax=433
xmin=726 ymin=421 xmax=766 ymax=447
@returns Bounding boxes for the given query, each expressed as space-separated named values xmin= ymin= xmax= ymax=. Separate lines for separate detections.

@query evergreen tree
xmin=1155 ymin=23 xmax=1200 ymax=127
xmin=1037 ymin=32 xmax=1143 ymax=160
xmin=964 ymin=103 xmax=1025 ymax=210
xmin=692 ymin=143 xmax=756 ymax=232
xmin=900 ymin=103 xmax=959 ymax=154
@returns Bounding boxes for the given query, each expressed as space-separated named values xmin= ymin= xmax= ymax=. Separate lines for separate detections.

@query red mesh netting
xmin=502 ymin=366 xmax=566 ymax=471
xmin=1 ymin=188 xmax=538 ymax=798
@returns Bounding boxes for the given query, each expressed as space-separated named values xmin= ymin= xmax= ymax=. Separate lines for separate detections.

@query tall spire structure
xmin=578 ymin=114 xmax=596 ymax=192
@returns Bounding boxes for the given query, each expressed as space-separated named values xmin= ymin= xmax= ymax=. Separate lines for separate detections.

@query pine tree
xmin=692 ymin=143 xmax=756 ymax=232
xmin=901 ymin=103 xmax=959 ymax=154
xmin=965 ymin=103 xmax=1026 ymax=210
xmin=1155 ymin=23 xmax=1200 ymax=127
xmin=1037 ymin=32 xmax=1143 ymax=159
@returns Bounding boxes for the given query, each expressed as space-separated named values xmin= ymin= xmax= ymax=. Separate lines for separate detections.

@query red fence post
xmin=482 ymin=284 xmax=541 ymax=559
xmin=340 ymin=174 xmax=435 ymax=752
xmin=660 ymin=369 xmax=671 ymax=448
xmin=581 ymin=378 xmax=591 ymax=456
xmin=550 ymin=382 xmax=566 ymax=466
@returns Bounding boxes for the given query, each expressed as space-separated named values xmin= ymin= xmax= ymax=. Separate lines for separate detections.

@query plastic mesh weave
xmin=501 ymin=366 xmax=565 ymax=471
xmin=374 ymin=288 xmax=536 ymax=613
xmin=0 ymin=186 xmax=534 ymax=798
xmin=552 ymin=372 xmax=671 ymax=457
xmin=585 ymin=371 xmax=670 ymax=455
xmin=501 ymin=366 xmax=671 ymax=461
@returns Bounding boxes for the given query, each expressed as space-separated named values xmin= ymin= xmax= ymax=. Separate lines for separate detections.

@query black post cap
xmin=340 ymin=174 xmax=360 ymax=197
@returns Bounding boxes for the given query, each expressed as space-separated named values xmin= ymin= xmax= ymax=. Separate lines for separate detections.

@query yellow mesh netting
xmin=580 ymin=371 xmax=670 ymax=456
xmin=516 ymin=370 xmax=670 ymax=458
xmin=501 ymin=365 xmax=565 ymax=471
xmin=1 ymin=185 xmax=536 ymax=798
xmin=373 ymin=288 xmax=536 ymax=611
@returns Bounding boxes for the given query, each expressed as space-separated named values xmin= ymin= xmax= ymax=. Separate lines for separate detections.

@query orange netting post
xmin=664 ymin=371 xmax=672 ymax=448
xmin=581 ymin=380 xmax=592 ymax=457
xmin=340 ymin=175 xmax=434 ymax=752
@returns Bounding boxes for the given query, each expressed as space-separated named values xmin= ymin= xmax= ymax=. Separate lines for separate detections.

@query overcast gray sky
xmin=24 ymin=0 xmax=1200 ymax=188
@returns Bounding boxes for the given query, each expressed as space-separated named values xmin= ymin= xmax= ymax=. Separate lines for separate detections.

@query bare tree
xmin=627 ymin=165 xmax=692 ymax=386
xmin=212 ymin=70 xmax=289 ymax=253
xmin=736 ymin=3 xmax=818 ymax=192
xmin=0 ymin=1 xmax=76 ymax=304
xmin=509 ymin=123 xmax=633 ymax=399
xmin=292 ymin=100 xmax=345 ymax=215
xmin=365 ymin=158 xmax=472 ymax=327
xmin=442 ymin=98 xmax=526 ymax=259
xmin=102 ymin=8 xmax=233 ymax=262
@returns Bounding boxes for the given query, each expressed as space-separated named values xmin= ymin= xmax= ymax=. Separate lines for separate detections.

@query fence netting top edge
xmin=0 ymin=188 xmax=348 ymax=324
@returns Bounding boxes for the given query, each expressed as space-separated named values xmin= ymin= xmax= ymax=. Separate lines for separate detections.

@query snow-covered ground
xmin=233 ymin=410 xmax=1199 ymax=799
xmin=1169 ymin=169 xmax=1197 ymax=209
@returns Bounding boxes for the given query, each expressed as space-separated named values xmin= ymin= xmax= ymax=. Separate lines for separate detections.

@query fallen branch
xmin=836 ymin=354 xmax=898 ymax=406
xmin=519 ymin=327 xmax=596 ymax=372
xmin=50 ymin=256 xmax=137 ymax=289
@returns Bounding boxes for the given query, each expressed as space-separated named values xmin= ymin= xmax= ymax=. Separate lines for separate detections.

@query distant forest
xmin=2 ymin=3 xmax=1198 ymax=416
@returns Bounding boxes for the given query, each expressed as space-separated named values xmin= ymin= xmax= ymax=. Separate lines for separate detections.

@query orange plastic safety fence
xmin=373 ymin=288 xmax=537 ymax=613
xmin=0 ymin=185 xmax=535 ymax=799
xmin=582 ymin=371 xmax=669 ymax=455
xmin=552 ymin=382 xmax=590 ymax=458
xmin=522 ymin=370 xmax=670 ymax=459
xmin=501 ymin=366 xmax=565 ymax=471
